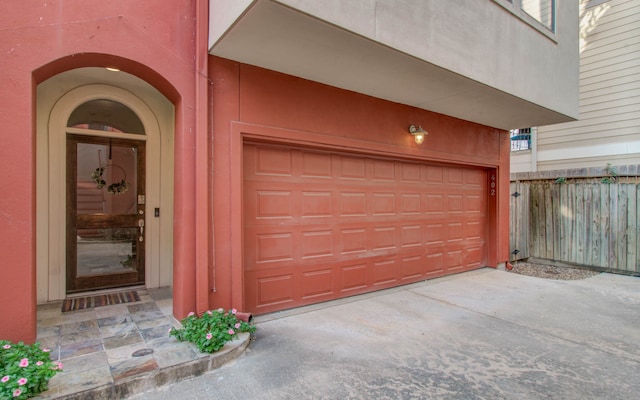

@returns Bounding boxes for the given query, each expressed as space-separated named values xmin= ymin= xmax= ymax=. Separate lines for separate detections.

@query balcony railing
xmin=510 ymin=128 xmax=532 ymax=151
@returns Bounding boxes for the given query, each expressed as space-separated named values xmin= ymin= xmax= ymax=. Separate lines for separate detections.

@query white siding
xmin=511 ymin=150 xmax=534 ymax=173
xmin=517 ymin=0 xmax=640 ymax=172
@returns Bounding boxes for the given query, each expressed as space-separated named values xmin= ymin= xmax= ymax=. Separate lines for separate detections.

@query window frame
xmin=510 ymin=128 xmax=533 ymax=152
xmin=492 ymin=0 xmax=557 ymax=41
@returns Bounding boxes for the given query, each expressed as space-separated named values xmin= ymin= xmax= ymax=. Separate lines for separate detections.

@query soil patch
xmin=508 ymin=262 xmax=600 ymax=280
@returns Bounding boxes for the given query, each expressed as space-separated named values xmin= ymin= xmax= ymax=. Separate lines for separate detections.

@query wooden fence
xmin=510 ymin=180 xmax=640 ymax=275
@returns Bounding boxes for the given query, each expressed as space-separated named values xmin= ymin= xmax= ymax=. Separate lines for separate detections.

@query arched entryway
xmin=36 ymin=68 xmax=174 ymax=302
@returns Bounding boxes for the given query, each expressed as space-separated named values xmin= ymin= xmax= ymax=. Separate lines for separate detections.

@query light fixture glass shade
xmin=409 ymin=125 xmax=427 ymax=145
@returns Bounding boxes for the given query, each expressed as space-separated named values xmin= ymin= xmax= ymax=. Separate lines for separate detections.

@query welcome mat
xmin=62 ymin=291 xmax=141 ymax=312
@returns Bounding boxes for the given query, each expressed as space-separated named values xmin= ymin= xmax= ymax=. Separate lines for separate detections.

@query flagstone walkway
xmin=34 ymin=288 xmax=249 ymax=399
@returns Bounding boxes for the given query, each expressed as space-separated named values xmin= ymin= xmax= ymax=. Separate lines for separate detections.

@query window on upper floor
xmin=521 ymin=0 xmax=555 ymax=31
xmin=494 ymin=0 xmax=556 ymax=36
xmin=510 ymin=128 xmax=532 ymax=151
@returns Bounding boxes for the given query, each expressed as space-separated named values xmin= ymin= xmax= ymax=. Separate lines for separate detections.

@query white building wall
xmin=275 ymin=0 xmax=579 ymax=123
xmin=209 ymin=0 xmax=579 ymax=130
xmin=511 ymin=150 xmax=534 ymax=173
xmin=532 ymin=0 xmax=640 ymax=172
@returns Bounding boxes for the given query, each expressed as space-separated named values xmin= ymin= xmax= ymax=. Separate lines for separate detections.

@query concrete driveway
xmin=131 ymin=269 xmax=640 ymax=399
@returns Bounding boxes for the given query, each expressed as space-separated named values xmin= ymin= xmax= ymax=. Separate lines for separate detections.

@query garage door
xmin=243 ymin=143 xmax=488 ymax=314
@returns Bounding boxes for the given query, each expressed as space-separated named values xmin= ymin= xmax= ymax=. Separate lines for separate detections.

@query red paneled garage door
xmin=243 ymin=143 xmax=488 ymax=314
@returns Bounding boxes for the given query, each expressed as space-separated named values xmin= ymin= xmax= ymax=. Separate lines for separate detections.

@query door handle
xmin=138 ymin=219 xmax=145 ymax=242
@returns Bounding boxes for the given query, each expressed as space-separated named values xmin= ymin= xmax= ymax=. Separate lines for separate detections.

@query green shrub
xmin=0 ymin=340 xmax=62 ymax=399
xmin=170 ymin=308 xmax=256 ymax=353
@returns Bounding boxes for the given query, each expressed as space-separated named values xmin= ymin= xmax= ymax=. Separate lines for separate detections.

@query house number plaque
xmin=490 ymin=174 xmax=496 ymax=196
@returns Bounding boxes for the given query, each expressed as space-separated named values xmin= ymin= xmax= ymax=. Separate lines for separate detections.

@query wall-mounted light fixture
xmin=409 ymin=125 xmax=427 ymax=145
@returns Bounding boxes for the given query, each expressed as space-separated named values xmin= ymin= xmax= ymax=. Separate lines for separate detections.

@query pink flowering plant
xmin=169 ymin=308 xmax=255 ymax=353
xmin=0 ymin=340 xmax=62 ymax=399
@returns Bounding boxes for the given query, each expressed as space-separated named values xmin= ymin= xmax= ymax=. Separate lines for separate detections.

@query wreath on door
xmin=91 ymin=164 xmax=130 ymax=195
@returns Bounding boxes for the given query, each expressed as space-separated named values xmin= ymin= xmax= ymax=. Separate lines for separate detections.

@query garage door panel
xmin=465 ymin=221 xmax=484 ymax=240
xmin=244 ymin=143 xmax=488 ymax=313
xmin=253 ymin=190 xmax=294 ymax=219
xmin=425 ymin=165 xmax=444 ymax=183
xmin=301 ymin=230 xmax=334 ymax=259
xmin=447 ymin=167 xmax=464 ymax=184
xmin=446 ymin=249 xmax=464 ymax=271
xmin=426 ymin=223 xmax=445 ymax=245
xmin=447 ymin=195 xmax=464 ymax=213
xmin=401 ymin=255 xmax=423 ymax=279
xmin=372 ymin=159 xmax=396 ymax=181
xmin=373 ymin=258 xmax=397 ymax=285
xmin=425 ymin=252 xmax=445 ymax=276
xmin=401 ymin=225 xmax=422 ymax=247
xmin=401 ymin=193 xmax=421 ymax=215
xmin=338 ymin=156 xmax=367 ymax=180
xmin=339 ymin=192 xmax=367 ymax=216
xmin=465 ymin=194 xmax=484 ymax=213
xmin=426 ymin=194 xmax=444 ymax=214
xmin=372 ymin=193 xmax=397 ymax=215
xmin=465 ymin=168 xmax=486 ymax=185
xmin=446 ymin=222 xmax=464 ymax=242
xmin=252 ymin=146 xmax=294 ymax=177
xmin=372 ymin=226 xmax=397 ymax=250
xmin=301 ymin=191 xmax=333 ymax=218
xmin=340 ymin=263 xmax=368 ymax=292
xmin=252 ymin=273 xmax=295 ymax=309
xmin=400 ymin=163 xmax=421 ymax=182
xmin=301 ymin=151 xmax=332 ymax=178
xmin=339 ymin=228 xmax=368 ymax=254
xmin=465 ymin=246 xmax=485 ymax=269
xmin=255 ymin=232 xmax=295 ymax=264
xmin=301 ymin=269 xmax=334 ymax=299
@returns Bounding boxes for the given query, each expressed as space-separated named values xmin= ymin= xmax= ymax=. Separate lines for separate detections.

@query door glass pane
xmin=75 ymin=141 xmax=139 ymax=278
xmin=76 ymin=228 xmax=138 ymax=277
xmin=77 ymin=142 xmax=137 ymax=214
xmin=68 ymin=99 xmax=145 ymax=135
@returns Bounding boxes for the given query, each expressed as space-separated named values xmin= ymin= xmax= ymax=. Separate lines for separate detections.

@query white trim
xmin=530 ymin=127 xmax=538 ymax=172
xmin=538 ymin=140 xmax=640 ymax=162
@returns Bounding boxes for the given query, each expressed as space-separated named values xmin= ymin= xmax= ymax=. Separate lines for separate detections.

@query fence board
xmin=590 ymin=184 xmax=601 ymax=266
xmin=544 ymin=183 xmax=554 ymax=260
xmin=568 ymin=184 xmax=576 ymax=262
xmin=530 ymin=184 xmax=541 ymax=258
xmin=600 ymin=184 xmax=610 ymax=268
xmin=636 ymin=185 xmax=640 ymax=273
xmin=609 ymin=184 xmax=619 ymax=268
xmin=627 ymin=184 xmax=637 ymax=272
xmin=575 ymin=185 xmax=585 ymax=265
xmin=583 ymin=185 xmax=593 ymax=265
xmin=552 ymin=183 xmax=561 ymax=261
xmin=560 ymin=184 xmax=568 ymax=262
xmin=618 ymin=184 xmax=628 ymax=270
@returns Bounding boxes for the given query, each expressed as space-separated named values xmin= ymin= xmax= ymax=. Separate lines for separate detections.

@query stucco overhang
xmin=209 ymin=0 xmax=577 ymax=131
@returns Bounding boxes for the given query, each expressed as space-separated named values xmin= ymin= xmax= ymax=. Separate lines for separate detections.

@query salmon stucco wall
xmin=209 ymin=56 xmax=510 ymax=311
xmin=0 ymin=0 xmax=209 ymax=342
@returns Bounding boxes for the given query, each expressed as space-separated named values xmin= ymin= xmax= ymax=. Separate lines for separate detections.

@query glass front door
xmin=66 ymin=135 xmax=146 ymax=292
